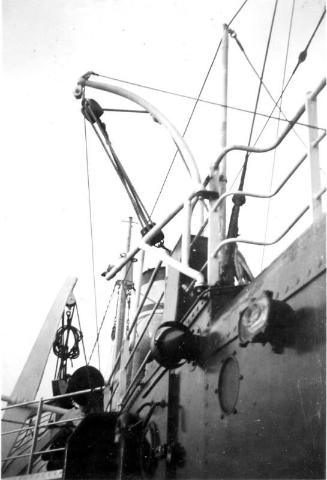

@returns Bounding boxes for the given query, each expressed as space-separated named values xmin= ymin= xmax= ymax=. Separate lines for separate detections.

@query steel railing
xmin=1 ymin=385 xmax=105 ymax=472
xmin=98 ymin=77 xmax=326 ymax=288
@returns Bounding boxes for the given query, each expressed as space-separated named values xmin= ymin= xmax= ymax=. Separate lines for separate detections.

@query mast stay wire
xmin=228 ymin=4 xmax=326 ymax=191
xmin=149 ymin=0 xmax=250 ymax=216
xmin=247 ymin=5 xmax=326 ymax=163
xmin=236 ymin=0 xmax=279 ymax=194
xmin=260 ymin=0 xmax=296 ymax=272
xmin=288 ymin=5 xmax=326 ymax=82
xmin=83 ymin=112 xmax=101 ymax=371
xmin=227 ymin=27 xmax=306 ymax=147
xmin=221 ymin=0 xmax=278 ymax=283
xmin=88 ymin=281 xmax=119 ymax=364
xmin=88 ymin=259 xmax=134 ymax=364
xmin=75 ymin=303 xmax=89 ymax=368
xmin=225 ymin=0 xmax=279 ymax=242
xmin=97 ymin=73 xmax=323 ymax=130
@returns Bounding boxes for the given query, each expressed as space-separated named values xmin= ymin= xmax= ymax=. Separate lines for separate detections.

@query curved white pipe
xmin=75 ymin=78 xmax=202 ymax=185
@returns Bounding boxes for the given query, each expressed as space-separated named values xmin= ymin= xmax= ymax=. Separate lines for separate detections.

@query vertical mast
xmin=114 ymin=217 xmax=134 ymax=361
xmin=208 ymin=24 xmax=229 ymax=285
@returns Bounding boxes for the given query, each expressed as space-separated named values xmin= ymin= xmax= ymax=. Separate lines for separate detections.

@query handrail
xmin=27 ymin=399 xmax=43 ymax=473
xmin=141 ymin=242 xmax=205 ymax=286
xmin=211 ymin=78 xmax=326 ymax=175
xmin=120 ymin=351 xmax=152 ymax=408
xmin=2 ymin=415 xmax=84 ymax=438
xmin=211 ymin=186 xmax=327 ymax=258
xmin=2 ymin=389 xmax=87 ymax=468
xmin=104 ymin=202 xmax=186 ymax=281
xmin=2 ymin=447 xmax=65 ymax=463
xmin=1 ymin=395 xmax=68 ymax=416
xmin=1 ymin=386 xmax=104 ymax=412
xmin=124 ymin=291 xmax=164 ymax=370
xmin=186 ymin=127 xmax=325 ymax=275
xmin=106 ymin=349 xmax=122 ymax=386
xmin=127 ymin=261 xmax=163 ymax=340
xmin=210 ymin=130 xmax=326 ymax=215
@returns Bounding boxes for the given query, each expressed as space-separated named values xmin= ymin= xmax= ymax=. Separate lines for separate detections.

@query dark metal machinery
xmin=126 ymin=215 xmax=325 ymax=479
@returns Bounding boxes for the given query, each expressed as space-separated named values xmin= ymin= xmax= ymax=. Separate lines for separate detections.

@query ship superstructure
xmin=2 ymin=2 xmax=326 ymax=479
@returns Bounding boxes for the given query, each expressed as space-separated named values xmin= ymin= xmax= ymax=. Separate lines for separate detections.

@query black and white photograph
xmin=2 ymin=0 xmax=326 ymax=478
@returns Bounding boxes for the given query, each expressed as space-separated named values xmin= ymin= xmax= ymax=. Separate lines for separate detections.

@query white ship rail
xmin=1 ymin=386 xmax=102 ymax=475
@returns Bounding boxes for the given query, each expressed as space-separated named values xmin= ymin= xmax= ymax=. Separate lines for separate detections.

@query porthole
xmin=218 ymin=356 xmax=240 ymax=414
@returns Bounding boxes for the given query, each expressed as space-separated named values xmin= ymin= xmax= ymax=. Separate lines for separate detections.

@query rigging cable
xmin=95 ymin=4 xmax=325 ymax=214
xmin=88 ymin=281 xmax=119 ymax=364
xmin=149 ymin=0 xmax=250 ymax=215
xmin=82 ymin=98 xmax=148 ymax=226
xmin=88 ymin=257 xmax=134 ymax=364
xmin=227 ymin=27 xmax=305 ymax=147
xmin=76 ymin=303 xmax=89 ymax=367
xmin=111 ymin=281 xmax=121 ymax=341
xmin=237 ymin=0 xmax=279 ymax=194
xmin=222 ymin=0 xmax=279 ymax=284
xmin=83 ymin=109 xmax=101 ymax=371
xmin=83 ymin=98 xmax=166 ymax=248
xmin=247 ymin=6 xmax=326 ymax=162
xmin=260 ymin=0 xmax=296 ymax=271
xmin=85 ymin=99 xmax=151 ymax=226
xmin=97 ymin=74 xmax=323 ymax=130
xmin=288 ymin=6 xmax=326 ymax=83
xmin=228 ymin=5 xmax=326 ymax=190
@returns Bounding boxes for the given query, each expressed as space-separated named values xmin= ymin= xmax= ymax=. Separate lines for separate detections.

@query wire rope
xmin=88 ymin=259 xmax=134 ymax=364
xmin=224 ymin=0 xmax=279 ymax=274
xmin=247 ymin=6 xmax=326 ymax=160
xmin=238 ymin=0 xmax=279 ymax=192
xmin=76 ymin=303 xmax=89 ymax=367
xmin=228 ymin=5 xmax=326 ymax=191
xmin=88 ymin=282 xmax=119 ymax=364
xmin=260 ymin=0 xmax=296 ymax=272
xmin=288 ymin=6 xmax=326 ymax=81
xmin=96 ymin=73 xmax=324 ymax=130
xmin=83 ymin=113 xmax=101 ymax=370
xmin=84 ymin=100 xmax=152 ymax=229
xmin=149 ymin=40 xmax=224 ymax=215
xmin=149 ymin=0 xmax=250 ymax=215
xmin=228 ymin=28 xmax=306 ymax=147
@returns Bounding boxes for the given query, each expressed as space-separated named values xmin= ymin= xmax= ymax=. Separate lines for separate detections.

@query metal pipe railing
xmin=141 ymin=242 xmax=205 ymax=286
xmin=104 ymin=201 xmax=186 ymax=282
xmin=120 ymin=351 xmax=152 ymax=408
xmin=127 ymin=261 xmax=163 ymax=340
xmin=209 ymin=130 xmax=326 ymax=216
xmin=212 ymin=204 xmax=309 ymax=258
xmin=1 ymin=395 xmax=68 ymax=416
xmin=106 ymin=348 xmax=122 ymax=386
xmin=27 ymin=399 xmax=43 ymax=473
xmin=1 ymin=386 xmax=105 ymax=412
xmin=124 ymin=291 xmax=164 ymax=370
xmin=2 ymin=414 xmax=84 ymax=437
xmin=2 ymin=447 xmax=65 ymax=463
xmin=211 ymin=78 xmax=326 ymax=174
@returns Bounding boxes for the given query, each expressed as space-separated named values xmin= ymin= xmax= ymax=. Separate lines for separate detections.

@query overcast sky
xmin=2 ymin=0 xmax=326 ymax=396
